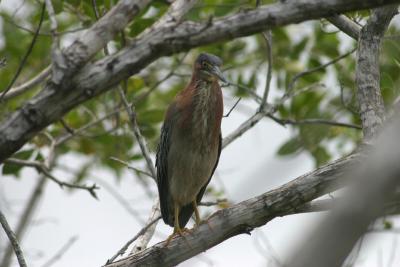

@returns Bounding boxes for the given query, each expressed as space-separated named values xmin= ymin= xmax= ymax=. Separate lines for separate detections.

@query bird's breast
xmin=189 ymin=80 xmax=223 ymax=153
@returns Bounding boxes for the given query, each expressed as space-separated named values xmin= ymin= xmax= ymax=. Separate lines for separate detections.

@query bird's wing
xmin=178 ymin=133 xmax=222 ymax=227
xmin=156 ymin=113 xmax=174 ymax=226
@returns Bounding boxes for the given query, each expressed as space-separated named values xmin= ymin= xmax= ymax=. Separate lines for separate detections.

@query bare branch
xmin=0 ymin=2 xmax=45 ymax=101
xmin=1 ymin=0 xmax=398 ymax=163
xmin=130 ymin=199 xmax=161 ymax=254
xmin=356 ymin=6 xmax=397 ymax=141
xmin=55 ymin=106 xmax=125 ymax=146
xmin=52 ymin=0 xmax=151 ymax=84
xmin=259 ymin=30 xmax=273 ymax=110
xmin=223 ymin=97 xmax=242 ymax=118
xmin=104 ymin=153 xmax=359 ymax=267
xmin=106 ymin=215 xmax=161 ymax=264
xmin=109 ymin=157 xmax=153 ymax=179
xmin=0 ymin=176 xmax=47 ymax=267
xmin=268 ymin=115 xmax=362 ymax=130
xmin=3 ymin=158 xmax=99 ymax=198
xmin=285 ymin=48 xmax=356 ymax=99
xmin=287 ymin=103 xmax=400 ymax=267
xmin=117 ymin=88 xmax=156 ymax=178
xmin=0 ymin=209 xmax=28 ymax=267
xmin=45 ymin=0 xmax=58 ymax=35
xmin=222 ymin=111 xmax=266 ymax=149
xmin=2 ymin=66 xmax=51 ymax=101
xmin=199 ymin=199 xmax=228 ymax=207
xmin=326 ymin=15 xmax=361 ymax=40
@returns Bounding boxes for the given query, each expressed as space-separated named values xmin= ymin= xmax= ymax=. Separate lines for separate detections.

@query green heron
xmin=156 ymin=53 xmax=226 ymax=236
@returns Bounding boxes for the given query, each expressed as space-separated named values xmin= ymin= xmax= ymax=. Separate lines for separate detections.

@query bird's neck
xmin=189 ymin=78 xmax=223 ymax=145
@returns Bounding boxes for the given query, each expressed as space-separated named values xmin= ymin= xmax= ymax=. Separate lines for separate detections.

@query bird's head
xmin=194 ymin=53 xmax=227 ymax=83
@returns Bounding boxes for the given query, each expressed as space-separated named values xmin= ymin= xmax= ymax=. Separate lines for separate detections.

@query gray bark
xmin=356 ymin=6 xmax=397 ymax=141
xmin=0 ymin=0 xmax=399 ymax=163
xmin=287 ymin=110 xmax=400 ymax=267
xmin=105 ymin=153 xmax=359 ymax=266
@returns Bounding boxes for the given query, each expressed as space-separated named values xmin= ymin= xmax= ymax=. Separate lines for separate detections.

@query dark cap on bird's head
xmin=194 ymin=53 xmax=227 ymax=83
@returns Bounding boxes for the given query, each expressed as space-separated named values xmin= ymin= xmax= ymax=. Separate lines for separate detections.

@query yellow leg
xmin=193 ymin=200 xmax=201 ymax=226
xmin=173 ymin=204 xmax=182 ymax=234
xmin=164 ymin=203 xmax=192 ymax=247
xmin=193 ymin=200 xmax=214 ymax=232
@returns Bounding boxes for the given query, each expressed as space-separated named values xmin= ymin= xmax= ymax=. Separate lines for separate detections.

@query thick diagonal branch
xmin=105 ymin=153 xmax=359 ymax=267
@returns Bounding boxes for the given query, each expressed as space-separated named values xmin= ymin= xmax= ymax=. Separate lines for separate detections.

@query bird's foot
xmin=163 ymin=228 xmax=192 ymax=247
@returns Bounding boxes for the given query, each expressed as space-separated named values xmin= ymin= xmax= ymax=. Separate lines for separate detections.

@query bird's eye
xmin=202 ymin=61 xmax=208 ymax=68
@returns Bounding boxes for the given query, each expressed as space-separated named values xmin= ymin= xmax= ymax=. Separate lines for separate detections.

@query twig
xmin=59 ymin=118 xmax=75 ymax=135
xmin=45 ymin=0 xmax=58 ymax=35
xmin=199 ymin=198 xmax=228 ymax=207
xmin=106 ymin=215 xmax=161 ymax=264
xmin=4 ymin=158 xmax=99 ymax=198
xmin=2 ymin=15 xmax=85 ymax=36
xmin=55 ymin=106 xmax=126 ymax=145
xmin=92 ymin=0 xmax=101 ymax=20
xmin=130 ymin=198 xmax=160 ymax=254
xmin=224 ymin=81 xmax=263 ymax=103
xmin=109 ymin=157 xmax=154 ymax=179
xmin=268 ymin=115 xmax=362 ymax=130
xmin=134 ymin=53 xmax=189 ymax=104
xmin=223 ymin=97 xmax=241 ymax=117
xmin=0 ymin=57 xmax=6 ymax=68
xmin=0 ymin=2 xmax=45 ymax=101
xmin=0 ymin=209 xmax=28 ymax=267
xmin=118 ymin=88 xmax=156 ymax=178
xmin=0 ymin=176 xmax=47 ymax=267
xmin=222 ymin=111 xmax=266 ymax=149
xmin=285 ymin=48 xmax=357 ymax=100
xmin=259 ymin=30 xmax=273 ymax=110
xmin=2 ymin=66 xmax=51 ymax=101
xmin=40 ymin=236 xmax=78 ymax=267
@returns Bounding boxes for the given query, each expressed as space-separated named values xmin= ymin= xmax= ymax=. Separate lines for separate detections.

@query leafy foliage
xmin=0 ymin=0 xmax=399 ymax=181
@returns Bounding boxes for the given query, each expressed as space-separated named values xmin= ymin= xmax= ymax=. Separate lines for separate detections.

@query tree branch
xmin=326 ymin=15 xmax=361 ymax=40
xmin=287 ymin=105 xmax=400 ymax=267
xmin=3 ymin=158 xmax=99 ymax=198
xmin=51 ymin=0 xmax=151 ymax=84
xmin=0 ymin=0 xmax=399 ymax=163
xmin=356 ymin=5 xmax=397 ymax=141
xmin=0 ymin=176 xmax=47 ymax=267
xmin=2 ymin=66 xmax=51 ymax=101
xmin=0 ymin=2 xmax=45 ymax=101
xmin=0 ymin=209 xmax=28 ymax=267
xmin=104 ymin=153 xmax=359 ymax=266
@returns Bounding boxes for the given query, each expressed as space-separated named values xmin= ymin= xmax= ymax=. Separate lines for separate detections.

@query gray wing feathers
xmin=156 ymin=122 xmax=174 ymax=226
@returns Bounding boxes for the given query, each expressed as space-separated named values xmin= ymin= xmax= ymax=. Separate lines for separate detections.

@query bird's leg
xmin=173 ymin=204 xmax=183 ymax=235
xmin=193 ymin=200 xmax=215 ymax=233
xmin=192 ymin=200 xmax=202 ymax=226
xmin=164 ymin=204 xmax=191 ymax=247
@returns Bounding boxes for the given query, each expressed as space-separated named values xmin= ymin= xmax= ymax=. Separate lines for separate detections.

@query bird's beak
xmin=211 ymin=66 xmax=227 ymax=83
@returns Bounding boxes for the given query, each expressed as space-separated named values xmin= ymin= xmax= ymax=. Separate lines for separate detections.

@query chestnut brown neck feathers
xmin=175 ymin=75 xmax=223 ymax=153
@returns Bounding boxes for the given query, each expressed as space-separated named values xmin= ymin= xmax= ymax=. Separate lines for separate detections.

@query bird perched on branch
xmin=156 ymin=53 xmax=226 ymax=237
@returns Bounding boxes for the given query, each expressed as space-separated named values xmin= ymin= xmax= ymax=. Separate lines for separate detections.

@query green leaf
xmin=277 ymin=138 xmax=302 ymax=156
xmin=138 ymin=109 xmax=165 ymax=124
xmin=311 ymin=146 xmax=331 ymax=167
xmin=383 ymin=220 xmax=393 ymax=229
